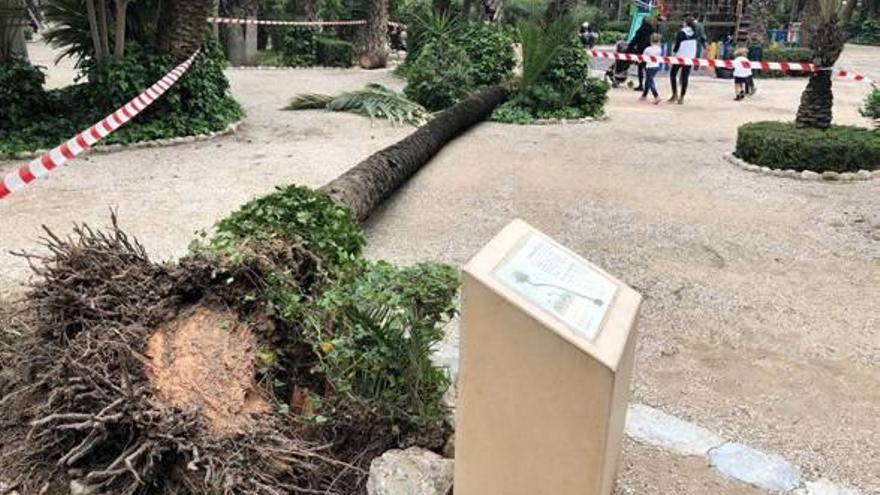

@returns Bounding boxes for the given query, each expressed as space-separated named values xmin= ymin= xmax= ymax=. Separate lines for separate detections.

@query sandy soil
xmin=2 ymin=41 xmax=878 ymax=493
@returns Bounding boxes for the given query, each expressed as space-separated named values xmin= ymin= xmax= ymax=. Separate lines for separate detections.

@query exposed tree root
xmin=0 ymin=215 xmax=389 ymax=494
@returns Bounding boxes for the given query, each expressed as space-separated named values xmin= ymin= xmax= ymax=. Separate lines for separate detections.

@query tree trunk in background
xmin=433 ymin=0 xmax=451 ymax=15
xmin=322 ymin=85 xmax=508 ymax=221
xmin=747 ymin=0 xmax=772 ymax=42
xmin=96 ymin=0 xmax=110 ymax=56
xmin=113 ymin=0 xmax=127 ymax=58
xmin=223 ymin=0 xmax=258 ymax=65
xmin=546 ymin=0 xmax=577 ymax=21
xmin=359 ymin=0 xmax=388 ymax=69
xmin=462 ymin=0 xmax=473 ymax=18
xmin=157 ymin=0 xmax=215 ymax=56
xmin=482 ymin=0 xmax=503 ymax=22
xmin=85 ymin=0 xmax=104 ymax=59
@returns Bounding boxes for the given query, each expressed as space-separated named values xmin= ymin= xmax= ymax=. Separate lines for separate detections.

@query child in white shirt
xmin=733 ymin=47 xmax=753 ymax=101
xmin=640 ymin=33 xmax=663 ymax=104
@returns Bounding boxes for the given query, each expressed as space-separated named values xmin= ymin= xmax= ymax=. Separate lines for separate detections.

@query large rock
xmin=366 ymin=448 xmax=454 ymax=495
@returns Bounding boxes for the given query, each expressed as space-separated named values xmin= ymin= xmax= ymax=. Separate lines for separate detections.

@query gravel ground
xmin=2 ymin=41 xmax=879 ymax=494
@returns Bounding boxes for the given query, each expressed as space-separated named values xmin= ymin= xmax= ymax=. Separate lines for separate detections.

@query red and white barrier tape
xmin=207 ymin=16 xmax=406 ymax=28
xmin=207 ymin=16 xmax=366 ymax=26
xmin=589 ymin=50 xmax=872 ymax=83
xmin=0 ymin=49 xmax=201 ymax=201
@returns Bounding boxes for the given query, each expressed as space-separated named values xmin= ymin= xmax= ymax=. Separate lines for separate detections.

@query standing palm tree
xmin=359 ymin=0 xmax=388 ymax=69
xmin=795 ymin=0 xmax=855 ymax=128
xmin=156 ymin=0 xmax=216 ymax=56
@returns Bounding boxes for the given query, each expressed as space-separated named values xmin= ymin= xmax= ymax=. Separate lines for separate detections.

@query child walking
xmin=640 ymin=33 xmax=663 ymax=104
xmin=733 ymin=47 xmax=753 ymax=101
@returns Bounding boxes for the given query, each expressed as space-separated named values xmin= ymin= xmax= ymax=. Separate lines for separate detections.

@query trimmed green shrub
xmin=315 ymin=36 xmax=355 ymax=67
xmin=604 ymin=20 xmax=629 ymax=32
xmin=0 ymin=40 xmax=242 ymax=155
xmin=735 ymin=121 xmax=880 ymax=172
xmin=853 ymin=19 xmax=880 ymax=45
xmin=598 ymin=30 xmax=626 ymax=45
xmin=862 ymin=86 xmax=880 ymax=121
xmin=757 ymin=45 xmax=813 ymax=78
xmin=404 ymin=40 xmax=474 ymax=111
xmin=282 ymin=26 xmax=318 ymax=67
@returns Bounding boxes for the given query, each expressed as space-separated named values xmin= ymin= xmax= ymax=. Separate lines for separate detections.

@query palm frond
xmin=519 ymin=16 xmax=579 ymax=90
xmin=285 ymin=93 xmax=335 ymax=110
xmin=286 ymin=84 xmax=430 ymax=126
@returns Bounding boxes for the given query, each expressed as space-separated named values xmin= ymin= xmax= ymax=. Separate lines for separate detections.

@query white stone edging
xmin=0 ymin=120 xmax=243 ymax=162
xmin=625 ymin=404 xmax=862 ymax=494
xmin=723 ymin=152 xmax=878 ymax=182
xmin=496 ymin=115 xmax=610 ymax=126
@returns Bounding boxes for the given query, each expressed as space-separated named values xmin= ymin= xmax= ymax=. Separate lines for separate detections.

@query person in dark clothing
xmin=627 ymin=17 xmax=657 ymax=92
xmin=669 ymin=16 xmax=699 ymax=104
xmin=746 ymin=34 xmax=763 ymax=95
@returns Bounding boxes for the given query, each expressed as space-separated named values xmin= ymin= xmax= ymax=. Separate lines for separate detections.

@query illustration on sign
xmin=494 ymin=235 xmax=617 ymax=342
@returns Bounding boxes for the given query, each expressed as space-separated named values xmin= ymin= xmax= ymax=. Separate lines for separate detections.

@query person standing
xmin=627 ymin=17 xmax=657 ymax=92
xmin=669 ymin=16 xmax=699 ymax=104
xmin=746 ymin=34 xmax=763 ymax=95
xmin=640 ymin=33 xmax=663 ymax=104
xmin=733 ymin=47 xmax=753 ymax=100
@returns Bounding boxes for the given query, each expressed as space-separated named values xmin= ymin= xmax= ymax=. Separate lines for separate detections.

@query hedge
xmin=735 ymin=121 xmax=880 ymax=173
xmin=756 ymin=46 xmax=813 ymax=78
xmin=316 ymin=36 xmax=355 ymax=68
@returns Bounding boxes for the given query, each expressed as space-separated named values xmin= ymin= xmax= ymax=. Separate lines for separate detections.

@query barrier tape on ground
xmin=590 ymin=49 xmax=872 ymax=83
xmin=0 ymin=49 xmax=201 ymax=201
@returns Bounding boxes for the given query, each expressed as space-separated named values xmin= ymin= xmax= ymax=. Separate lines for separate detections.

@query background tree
xmin=748 ymin=0 xmax=772 ymax=42
xmin=795 ymin=0 xmax=854 ymax=128
xmin=156 ymin=0 xmax=216 ymax=56
xmin=359 ymin=0 xmax=388 ymax=68
xmin=546 ymin=0 xmax=576 ymax=20
xmin=0 ymin=0 xmax=28 ymax=60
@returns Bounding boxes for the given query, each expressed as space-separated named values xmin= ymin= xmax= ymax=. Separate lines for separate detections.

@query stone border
xmin=0 ymin=120 xmax=243 ymax=162
xmin=723 ymin=152 xmax=878 ymax=182
xmin=625 ymin=404 xmax=862 ymax=495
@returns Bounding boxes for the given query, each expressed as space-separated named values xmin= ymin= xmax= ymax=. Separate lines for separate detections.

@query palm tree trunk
xmin=795 ymin=66 xmax=834 ymax=128
xmin=157 ymin=0 xmax=215 ymax=56
xmin=113 ymin=0 xmax=128 ymax=58
xmin=322 ymin=85 xmax=508 ymax=221
xmin=359 ymin=0 xmax=388 ymax=69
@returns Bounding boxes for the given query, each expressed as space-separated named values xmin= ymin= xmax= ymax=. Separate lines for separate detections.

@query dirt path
xmin=2 ymin=42 xmax=878 ymax=494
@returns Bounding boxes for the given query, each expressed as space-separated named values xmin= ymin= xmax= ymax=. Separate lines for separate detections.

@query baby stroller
xmin=603 ymin=40 xmax=633 ymax=88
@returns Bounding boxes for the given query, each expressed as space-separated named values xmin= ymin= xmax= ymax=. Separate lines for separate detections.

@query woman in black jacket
xmin=627 ymin=17 xmax=657 ymax=91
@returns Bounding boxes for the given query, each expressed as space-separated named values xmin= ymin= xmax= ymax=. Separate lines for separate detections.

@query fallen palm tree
xmin=0 ymin=84 xmax=507 ymax=494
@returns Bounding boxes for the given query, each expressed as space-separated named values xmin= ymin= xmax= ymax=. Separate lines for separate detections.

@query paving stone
xmin=801 ymin=170 xmax=821 ymax=180
xmin=708 ymin=442 xmax=802 ymax=492
xmin=624 ymin=404 xmax=724 ymax=457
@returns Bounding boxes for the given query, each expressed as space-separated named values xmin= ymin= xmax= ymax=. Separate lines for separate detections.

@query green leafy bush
xmin=458 ymin=22 xmax=516 ymax=87
xmin=315 ymin=36 xmax=355 ymax=67
xmin=212 ymin=185 xmax=365 ymax=276
xmin=757 ymin=45 xmax=813 ymax=78
xmin=598 ymin=30 xmax=626 ymax=45
xmin=305 ymin=261 xmax=458 ymax=428
xmin=0 ymin=59 xmax=48 ymax=132
xmin=282 ymin=26 xmax=318 ymax=67
xmin=0 ymin=40 xmax=241 ymax=154
xmin=604 ymin=20 xmax=630 ymax=32
xmin=853 ymin=19 xmax=880 ymax=45
xmin=399 ymin=17 xmax=514 ymax=110
xmin=735 ymin=121 xmax=880 ymax=172
xmin=0 ymin=40 xmax=242 ymax=155
xmin=404 ymin=40 xmax=475 ymax=111
xmin=492 ymin=38 xmax=609 ymax=124
xmin=862 ymin=86 xmax=880 ymax=121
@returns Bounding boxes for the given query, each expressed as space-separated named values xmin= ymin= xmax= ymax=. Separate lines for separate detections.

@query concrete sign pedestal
xmin=454 ymin=219 xmax=642 ymax=495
